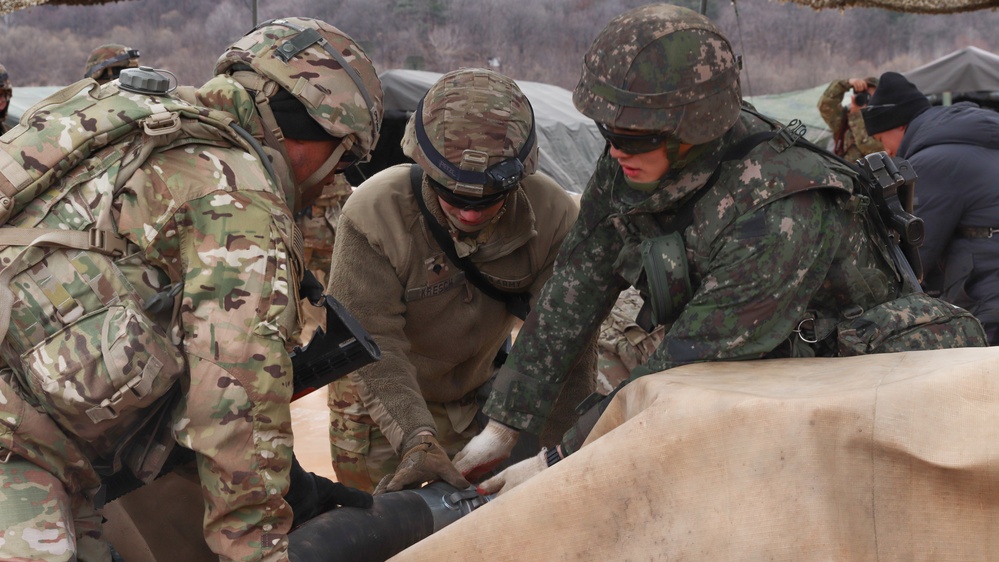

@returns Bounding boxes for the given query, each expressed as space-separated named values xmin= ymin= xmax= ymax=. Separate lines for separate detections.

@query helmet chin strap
xmin=665 ymin=137 xmax=687 ymax=172
xmin=296 ymin=141 xmax=349 ymax=202
xmin=230 ymin=70 xmax=299 ymax=207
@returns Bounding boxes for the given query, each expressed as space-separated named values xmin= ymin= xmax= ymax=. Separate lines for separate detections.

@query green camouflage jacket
xmin=483 ymin=107 xmax=906 ymax=436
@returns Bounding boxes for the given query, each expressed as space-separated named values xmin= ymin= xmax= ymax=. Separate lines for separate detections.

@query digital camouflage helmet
xmin=84 ymin=44 xmax=141 ymax=84
xmin=573 ymin=4 xmax=741 ymax=146
xmin=401 ymin=68 xmax=538 ymax=200
xmin=215 ymin=16 xmax=383 ymax=192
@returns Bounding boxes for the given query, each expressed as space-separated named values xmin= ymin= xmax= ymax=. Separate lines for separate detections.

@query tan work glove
xmin=452 ymin=419 xmax=520 ymax=481
xmin=373 ymin=434 xmax=470 ymax=495
xmin=477 ymin=448 xmax=548 ymax=496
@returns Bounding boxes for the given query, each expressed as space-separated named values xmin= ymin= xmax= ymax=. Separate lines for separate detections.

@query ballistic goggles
xmin=428 ymin=176 xmax=510 ymax=211
xmin=597 ymin=123 xmax=671 ymax=155
xmin=85 ymin=49 xmax=141 ymax=79
xmin=414 ymin=97 xmax=536 ymax=198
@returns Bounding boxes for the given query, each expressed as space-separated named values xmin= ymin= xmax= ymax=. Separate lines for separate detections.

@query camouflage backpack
xmin=0 ymin=70 xmax=276 ymax=468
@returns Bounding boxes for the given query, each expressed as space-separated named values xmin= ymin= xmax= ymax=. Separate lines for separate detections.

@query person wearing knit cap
xmin=864 ymin=71 xmax=999 ymax=344
xmin=862 ymin=71 xmax=932 ymax=156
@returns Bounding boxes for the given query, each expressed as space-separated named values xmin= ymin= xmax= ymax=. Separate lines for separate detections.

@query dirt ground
xmin=290 ymin=386 xmax=337 ymax=480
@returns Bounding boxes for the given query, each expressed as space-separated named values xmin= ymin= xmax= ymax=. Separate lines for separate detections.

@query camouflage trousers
xmin=0 ymin=455 xmax=110 ymax=562
xmin=596 ymin=287 xmax=666 ymax=393
xmin=328 ymin=376 xmax=481 ymax=493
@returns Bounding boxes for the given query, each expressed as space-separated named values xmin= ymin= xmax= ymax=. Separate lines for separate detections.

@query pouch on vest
xmin=10 ymin=247 xmax=185 ymax=460
xmin=836 ymin=293 xmax=987 ymax=356
xmin=640 ymin=232 xmax=692 ymax=326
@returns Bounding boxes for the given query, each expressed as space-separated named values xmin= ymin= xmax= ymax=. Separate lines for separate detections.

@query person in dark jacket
xmin=864 ymin=71 xmax=999 ymax=344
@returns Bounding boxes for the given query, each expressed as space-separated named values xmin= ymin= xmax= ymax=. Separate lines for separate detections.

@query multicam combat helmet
xmin=401 ymin=68 xmax=538 ymax=200
xmin=84 ymin=44 xmax=141 ymax=84
xmin=215 ymin=17 xmax=383 ymax=170
xmin=573 ymin=4 xmax=741 ymax=146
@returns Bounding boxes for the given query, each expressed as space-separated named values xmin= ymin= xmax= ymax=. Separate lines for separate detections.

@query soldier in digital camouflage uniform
xmin=0 ymin=17 xmax=382 ymax=562
xmin=817 ymin=76 xmax=883 ymax=161
xmin=0 ymin=63 xmax=11 ymax=134
xmin=451 ymin=4 xmax=987 ymax=495
xmin=326 ymin=68 xmax=587 ymax=494
xmin=83 ymin=44 xmax=141 ymax=85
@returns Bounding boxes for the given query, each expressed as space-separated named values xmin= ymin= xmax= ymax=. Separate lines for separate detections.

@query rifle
xmin=856 ymin=152 xmax=925 ymax=292
xmin=291 ymin=293 xmax=381 ymax=400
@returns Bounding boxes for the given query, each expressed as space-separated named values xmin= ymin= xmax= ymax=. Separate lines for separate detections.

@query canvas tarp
xmin=392 ymin=346 xmax=999 ymax=561
xmin=745 ymin=84 xmax=832 ymax=148
xmin=903 ymin=46 xmax=999 ymax=95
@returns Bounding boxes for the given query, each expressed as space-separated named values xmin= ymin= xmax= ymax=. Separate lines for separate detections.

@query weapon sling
xmin=409 ymin=164 xmax=531 ymax=321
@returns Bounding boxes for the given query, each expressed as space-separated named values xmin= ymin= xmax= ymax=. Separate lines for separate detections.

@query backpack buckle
xmin=143 ymin=112 xmax=181 ymax=136
xmin=89 ymin=229 xmax=129 ymax=257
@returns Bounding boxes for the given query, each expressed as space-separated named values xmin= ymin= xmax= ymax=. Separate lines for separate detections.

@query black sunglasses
xmin=597 ymin=123 xmax=670 ymax=155
xmin=429 ymin=178 xmax=510 ymax=211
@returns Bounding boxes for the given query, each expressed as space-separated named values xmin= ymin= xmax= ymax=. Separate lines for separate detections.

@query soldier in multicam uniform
xmin=295 ymin=174 xmax=354 ymax=342
xmin=596 ymin=287 xmax=665 ymax=393
xmin=83 ymin=43 xmax=141 ymax=85
xmin=817 ymin=76 xmax=883 ymax=161
xmin=451 ymin=4 xmax=987 ymax=494
xmin=0 ymin=17 xmax=382 ymax=562
xmin=326 ymin=68 xmax=586 ymax=494
xmin=0 ymin=63 xmax=11 ymax=134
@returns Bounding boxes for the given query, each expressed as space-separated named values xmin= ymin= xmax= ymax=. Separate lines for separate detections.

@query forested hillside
xmin=1 ymin=0 xmax=997 ymax=95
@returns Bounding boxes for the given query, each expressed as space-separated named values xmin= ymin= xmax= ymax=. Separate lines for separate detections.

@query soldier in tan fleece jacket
xmin=326 ymin=68 xmax=587 ymax=493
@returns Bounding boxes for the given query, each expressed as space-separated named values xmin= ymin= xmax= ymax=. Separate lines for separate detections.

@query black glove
xmin=285 ymin=454 xmax=373 ymax=529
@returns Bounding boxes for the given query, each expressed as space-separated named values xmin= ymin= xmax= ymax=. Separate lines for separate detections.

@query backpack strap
xmin=408 ymin=165 xmax=531 ymax=321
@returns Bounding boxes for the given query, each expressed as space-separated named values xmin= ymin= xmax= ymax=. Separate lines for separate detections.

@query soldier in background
xmin=83 ymin=43 xmax=141 ymax=84
xmin=817 ymin=76 xmax=883 ymax=161
xmin=0 ymin=63 xmax=11 ymax=134
xmin=294 ymin=175 xmax=354 ymax=342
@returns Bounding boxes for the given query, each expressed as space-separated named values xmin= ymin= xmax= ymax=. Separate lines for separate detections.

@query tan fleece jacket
xmin=328 ymin=164 xmax=578 ymax=453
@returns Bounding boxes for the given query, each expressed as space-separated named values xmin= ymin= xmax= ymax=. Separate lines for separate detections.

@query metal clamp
xmin=793 ymin=316 xmax=818 ymax=344
xmin=768 ymin=119 xmax=807 ymax=153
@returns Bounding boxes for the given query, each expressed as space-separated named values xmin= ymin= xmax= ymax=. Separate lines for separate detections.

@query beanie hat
xmin=862 ymin=71 xmax=931 ymax=136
